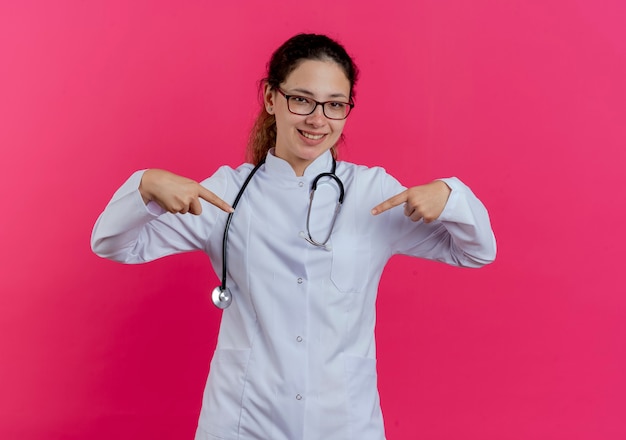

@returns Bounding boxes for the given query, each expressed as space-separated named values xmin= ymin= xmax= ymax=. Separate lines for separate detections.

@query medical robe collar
xmin=265 ymin=148 xmax=334 ymax=178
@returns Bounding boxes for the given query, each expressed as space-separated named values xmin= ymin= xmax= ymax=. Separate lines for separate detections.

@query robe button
xmin=296 ymin=394 xmax=303 ymax=400
xmin=298 ymin=181 xmax=304 ymax=187
xmin=296 ymin=336 xmax=303 ymax=342
xmin=297 ymin=278 xmax=303 ymax=284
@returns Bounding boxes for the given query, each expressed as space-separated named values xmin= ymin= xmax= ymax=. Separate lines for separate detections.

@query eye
xmin=328 ymin=102 xmax=348 ymax=109
xmin=291 ymin=96 xmax=312 ymax=104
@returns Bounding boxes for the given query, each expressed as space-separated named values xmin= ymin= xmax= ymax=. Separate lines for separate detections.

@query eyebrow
xmin=288 ymin=88 xmax=349 ymax=100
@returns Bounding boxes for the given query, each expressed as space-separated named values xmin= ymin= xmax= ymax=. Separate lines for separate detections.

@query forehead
xmin=282 ymin=59 xmax=351 ymax=97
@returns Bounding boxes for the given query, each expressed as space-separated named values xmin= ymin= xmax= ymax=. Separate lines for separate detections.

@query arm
xmin=91 ymin=169 xmax=232 ymax=263
xmin=372 ymin=176 xmax=496 ymax=268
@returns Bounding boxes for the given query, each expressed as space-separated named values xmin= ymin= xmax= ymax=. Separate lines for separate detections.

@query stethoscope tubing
xmin=213 ymin=157 xmax=344 ymax=309
xmin=304 ymin=166 xmax=344 ymax=248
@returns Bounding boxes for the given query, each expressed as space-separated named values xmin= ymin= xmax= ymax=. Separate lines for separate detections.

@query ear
xmin=263 ymin=83 xmax=275 ymax=114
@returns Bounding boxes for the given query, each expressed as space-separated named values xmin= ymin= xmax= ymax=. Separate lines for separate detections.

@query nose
xmin=305 ymin=104 xmax=327 ymax=126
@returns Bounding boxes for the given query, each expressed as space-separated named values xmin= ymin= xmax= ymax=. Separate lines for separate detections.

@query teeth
xmin=301 ymin=131 xmax=324 ymax=140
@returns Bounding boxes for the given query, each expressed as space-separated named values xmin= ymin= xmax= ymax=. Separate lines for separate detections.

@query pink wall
xmin=1 ymin=1 xmax=625 ymax=439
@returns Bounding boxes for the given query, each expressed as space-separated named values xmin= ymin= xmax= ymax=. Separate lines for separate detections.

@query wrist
xmin=139 ymin=170 xmax=154 ymax=204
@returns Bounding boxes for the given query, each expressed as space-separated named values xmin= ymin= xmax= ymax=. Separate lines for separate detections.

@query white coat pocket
xmin=198 ymin=348 xmax=251 ymax=438
xmin=330 ymin=235 xmax=371 ymax=293
xmin=343 ymin=354 xmax=385 ymax=439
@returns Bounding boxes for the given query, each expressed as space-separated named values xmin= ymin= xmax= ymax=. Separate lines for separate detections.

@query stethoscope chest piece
xmin=212 ymin=286 xmax=232 ymax=309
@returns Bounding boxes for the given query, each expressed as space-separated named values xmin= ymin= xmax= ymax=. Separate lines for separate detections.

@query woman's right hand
xmin=139 ymin=169 xmax=234 ymax=215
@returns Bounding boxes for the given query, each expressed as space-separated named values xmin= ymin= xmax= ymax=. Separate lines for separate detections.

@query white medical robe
xmin=91 ymin=149 xmax=496 ymax=440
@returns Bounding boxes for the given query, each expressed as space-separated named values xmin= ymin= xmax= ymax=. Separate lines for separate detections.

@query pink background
xmin=1 ymin=0 xmax=625 ymax=439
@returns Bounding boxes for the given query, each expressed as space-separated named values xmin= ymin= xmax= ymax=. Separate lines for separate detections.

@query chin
xmin=298 ymin=148 xmax=329 ymax=162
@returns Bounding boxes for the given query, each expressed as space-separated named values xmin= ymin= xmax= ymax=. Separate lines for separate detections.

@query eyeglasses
xmin=277 ymin=89 xmax=354 ymax=120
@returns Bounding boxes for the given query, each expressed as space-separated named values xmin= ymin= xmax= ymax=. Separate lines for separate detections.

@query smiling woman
xmin=247 ymin=33 xmax=359 ymax=170
xmin=266 ymin=59 xmax=350 ymax=175
xmin=90 ymin=33 xmax=496 ymax=440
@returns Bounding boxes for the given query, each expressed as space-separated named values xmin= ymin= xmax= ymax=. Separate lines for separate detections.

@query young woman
xmin=92 ymin=33 xmax=496 ymax=440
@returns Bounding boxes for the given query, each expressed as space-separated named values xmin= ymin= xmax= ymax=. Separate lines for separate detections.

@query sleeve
xmin=90 ymin=168 xmax=230 ymax=264
xmin=378 ymin=173 xmax=497 ymax=268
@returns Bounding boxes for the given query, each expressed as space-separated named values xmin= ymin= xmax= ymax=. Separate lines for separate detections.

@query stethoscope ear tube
xmin=305 ymin=162 xmax=345 ymax=249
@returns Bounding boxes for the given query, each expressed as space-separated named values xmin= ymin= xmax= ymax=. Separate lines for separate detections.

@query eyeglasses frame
xmin=276 ymin=88 xmax=354 ymax=120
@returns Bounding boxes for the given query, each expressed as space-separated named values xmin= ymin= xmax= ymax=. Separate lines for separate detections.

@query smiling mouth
xmin=299 ymin=130 xmax=326 ymax=140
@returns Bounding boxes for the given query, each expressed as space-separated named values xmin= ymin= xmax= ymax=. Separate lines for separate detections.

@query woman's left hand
xmin=371 ymin=180 xmax=451 ymax=223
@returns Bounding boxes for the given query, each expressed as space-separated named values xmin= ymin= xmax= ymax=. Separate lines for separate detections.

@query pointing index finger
xmin=198 ymin=185 xmax=234 ymax=213
xmin=371 ymin=190 xmax=409 ymax=215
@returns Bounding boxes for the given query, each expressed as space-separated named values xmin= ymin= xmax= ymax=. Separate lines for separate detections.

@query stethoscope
xmin=211 ymin=157 xmax=345 ymax=309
